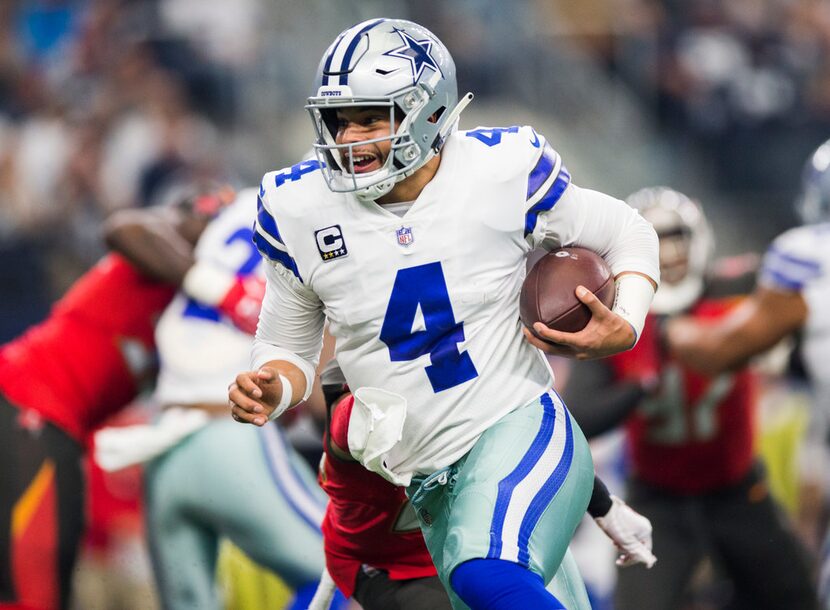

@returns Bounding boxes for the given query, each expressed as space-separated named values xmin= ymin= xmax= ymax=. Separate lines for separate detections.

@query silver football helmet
xmin=796 ymin=139 xmax=830 ymax=225
xmin=627 ymin=187 xmax=715 ymax=315
xmin=306 ymin=18 xmax=473 ymax=201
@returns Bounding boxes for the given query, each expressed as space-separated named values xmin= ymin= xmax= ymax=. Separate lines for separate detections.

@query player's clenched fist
xmin=228 ymin=367 xmax=285 ymax=426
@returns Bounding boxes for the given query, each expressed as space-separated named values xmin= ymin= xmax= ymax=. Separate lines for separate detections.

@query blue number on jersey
xmin=380 ymin=262 xmax=478 ymax=393
xmin=274 ymin=160 xmax=323 ymax=188
xmin=466 ymin=126 xmax=519 ymax=147
xmin=182 ymin=227 xmax=261 ymax=321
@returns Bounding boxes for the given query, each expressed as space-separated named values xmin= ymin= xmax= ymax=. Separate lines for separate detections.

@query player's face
xmin=334 ymin=107 xmax=398 ymax=174
xmin=658 ymin=231 xmax=691 ymax=284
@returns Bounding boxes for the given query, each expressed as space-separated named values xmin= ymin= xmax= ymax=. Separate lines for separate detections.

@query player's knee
xmin=450 ymin=558 xmax=564 ymax=610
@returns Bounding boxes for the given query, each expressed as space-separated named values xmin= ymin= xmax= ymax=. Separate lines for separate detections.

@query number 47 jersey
xmin=254 ymin=125 xmax=659 ymax=480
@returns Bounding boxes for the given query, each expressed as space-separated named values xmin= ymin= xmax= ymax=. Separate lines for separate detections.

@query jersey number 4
xmin=380 ymin=262 xmax=478 ymax=393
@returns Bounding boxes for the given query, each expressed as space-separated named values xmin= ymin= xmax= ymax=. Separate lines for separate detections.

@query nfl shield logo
xmin=396 ymin=226 xmax=414 ymax=246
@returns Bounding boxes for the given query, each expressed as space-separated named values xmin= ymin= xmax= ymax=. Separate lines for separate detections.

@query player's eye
xmin=362 ymin=112 xmax=388 ymax=127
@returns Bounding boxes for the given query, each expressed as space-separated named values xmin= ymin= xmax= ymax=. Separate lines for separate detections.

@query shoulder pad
xmin=252 ymin=162 xmax=328 ymax=283
xmin=453 ymin=125 xmax=571 ymax=235
xmin=260 ymin=160 xmax=329 ymax=218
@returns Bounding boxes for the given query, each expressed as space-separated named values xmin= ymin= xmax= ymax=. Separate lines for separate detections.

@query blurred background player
xmin=315 ymin=358 xmax=655 ymax=610
xmin=667 ymin=141 xmax=830 ymax=606
xmin=95 ymin=187 xmax=340 ymax=610
xmin=563 ymin=187 xmax=817 ymax=610
xmin=0 ymin=188 xmax=230 ymax=610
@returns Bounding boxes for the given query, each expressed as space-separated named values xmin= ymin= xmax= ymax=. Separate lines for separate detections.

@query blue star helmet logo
xmin=383 ymin=28 xmax=443 ymax=85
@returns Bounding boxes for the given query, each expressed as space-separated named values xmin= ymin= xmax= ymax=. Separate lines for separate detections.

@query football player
xmin=228 ymin=18 xmax=659 ymax=610
xmin=95 ymin=188 xmax=335 ymax=610
xmin=564 ymin=188 xmax=817 ymax=610
xmin=666 ymin=142 xmax=830 ymax=606
xmin=0 ymin=188 xmax=234 ymax=610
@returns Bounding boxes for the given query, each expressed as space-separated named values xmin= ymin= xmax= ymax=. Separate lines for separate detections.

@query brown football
xmin=520 ymin=247 xmax=615 ymax=334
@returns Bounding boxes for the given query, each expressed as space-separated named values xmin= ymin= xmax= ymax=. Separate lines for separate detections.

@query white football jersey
xmin=154 ymin=188 xmax=262 ymax=406
xmin=254 ymin=126 xmax=659 ymax=476
xmin=759 ymin=223 xmax=830 ymax=406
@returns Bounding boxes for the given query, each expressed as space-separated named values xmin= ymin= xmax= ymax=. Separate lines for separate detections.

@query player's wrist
xmin=587 ymin=476 xmax=614 ymax=518
xmin=182 ymin=260 xmax=237 ymax=306
xmin=268 ymin=374 xmax=294 ymax=420
xmin=612 ymin=273 xmax=655 ymax=348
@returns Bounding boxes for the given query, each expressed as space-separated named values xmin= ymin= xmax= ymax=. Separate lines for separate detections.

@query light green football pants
xmin=144 ymin=419 xmax=327 ymax=610
xmin=407 ymin=391 xmax=594 ymax=609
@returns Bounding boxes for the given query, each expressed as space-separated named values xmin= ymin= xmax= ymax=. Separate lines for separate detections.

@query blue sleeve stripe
xmin=761 ymin=259 xmax=817 ymax=285
xmin=257 ymin=194 xmax=285 ymax=245
xmin=767 ymin=246 xmax=821 ymax=272
xmin=526 ymin=143 xmax=558 ymax=200
xmin=253 ymin=231 xmax=303 ymax=282
xmin=524 ymin=166 xmax=571 ymax=236
xmin=762 ymin=253 xmax=822 ymax=285
xmin=760 ymin=268 xmax=804 ymax=291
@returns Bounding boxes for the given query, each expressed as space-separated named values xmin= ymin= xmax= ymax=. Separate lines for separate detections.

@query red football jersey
xmin=611 ymin=299 xmax=757 ymax=494
xmin=319 ymin=394 xmax=436 ymax=597
xmin=0 ymin=254 xmax=175 ymax=441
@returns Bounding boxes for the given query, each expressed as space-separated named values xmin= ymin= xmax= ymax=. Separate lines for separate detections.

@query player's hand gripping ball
xmin=520 ymin=247 xmax=615 ymax=338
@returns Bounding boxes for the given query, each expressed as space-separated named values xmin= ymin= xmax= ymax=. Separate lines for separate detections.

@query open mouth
xmin=345 ymin=153 xmax=380 ymax=174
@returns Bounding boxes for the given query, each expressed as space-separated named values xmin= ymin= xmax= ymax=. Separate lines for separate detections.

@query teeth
xmin=349 ymin=155 xmax=374 ymax=164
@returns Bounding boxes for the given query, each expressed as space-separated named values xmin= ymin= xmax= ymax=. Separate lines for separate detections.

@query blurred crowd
xmin=7 ymin=0 xmax=830 ymax=340
xmin=0 ymin=0 xmax=259 ymax=341
xmin=557 ymin=0 xmax=830 ymax=194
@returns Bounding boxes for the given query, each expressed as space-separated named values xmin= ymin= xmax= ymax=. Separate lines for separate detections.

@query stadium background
xmin=0 ymin=0 xmax=826 ymax=608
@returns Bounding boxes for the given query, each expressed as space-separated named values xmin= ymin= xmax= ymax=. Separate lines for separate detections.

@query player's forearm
xmin=104 ymin=209 xmax=196 ymax=284
xmin=568 ymin=382 xmax=647 ymax=439
xmin=586 ymin=475 xmax=613 ymax=518
xmin=253 ymin=264 xmax=326 ymax=399
xmin=666 ymin=318 xmax=750 ymax=375
xmin=667 ymin=289 xmax=807 ymax=376
xmin=563 ymin=359 xmax=646 ymax=438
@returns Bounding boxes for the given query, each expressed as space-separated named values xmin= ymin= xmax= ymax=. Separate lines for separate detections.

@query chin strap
xmin=356 ymin=91 xmax=475 ymax=202
xmin=431 ymin=92 xmax=474 ymax=153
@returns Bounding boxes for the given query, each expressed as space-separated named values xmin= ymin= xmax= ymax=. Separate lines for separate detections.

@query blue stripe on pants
xmin=487 ymin=393 xmax=557 ymax=559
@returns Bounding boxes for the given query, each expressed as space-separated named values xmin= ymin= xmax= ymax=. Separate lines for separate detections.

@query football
xmin=520 ymin=247 xmax=616 ymax=334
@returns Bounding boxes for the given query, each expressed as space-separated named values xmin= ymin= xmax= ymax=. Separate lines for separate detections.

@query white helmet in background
xmin=306 ymin=18 xmax=472 ymax=201
xmin=796 ymin=139 xmax=830 ymax=225
xmin=627 ymin=187 xmax=715 ymax=315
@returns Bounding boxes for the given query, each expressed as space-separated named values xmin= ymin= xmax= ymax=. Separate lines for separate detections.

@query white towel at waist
xmin=347 ymin=387 xmax=410 ymax=486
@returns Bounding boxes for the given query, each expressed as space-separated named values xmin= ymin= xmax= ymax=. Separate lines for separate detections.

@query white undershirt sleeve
xmin=532 ymin=183 xmax=661 ymax=284
xmin=251 ymin=262 xmax=325 ymax=400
